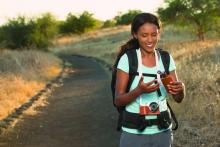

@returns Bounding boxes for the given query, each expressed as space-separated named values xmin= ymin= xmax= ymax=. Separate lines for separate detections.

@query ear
xmin=132 ymin=33 xmax=137 ymax=39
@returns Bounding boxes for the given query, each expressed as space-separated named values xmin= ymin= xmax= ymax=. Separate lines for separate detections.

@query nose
xmin=147 ymin=36 xmax=153 ymax=43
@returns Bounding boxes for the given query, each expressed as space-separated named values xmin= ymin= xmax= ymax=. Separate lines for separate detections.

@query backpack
xmin=111 ymin=48 xmax=178 ymax=131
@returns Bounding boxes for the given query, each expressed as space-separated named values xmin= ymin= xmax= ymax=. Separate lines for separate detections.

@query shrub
xmin=115 ymin=10 xmax=142 ymax=25
xmin=0 ymin=13 xmax=58 ymax=50
xmin=102 ymin=19 xmax=116 ymax=28
xmin=59 ymin=11 xmax=101 ymax=34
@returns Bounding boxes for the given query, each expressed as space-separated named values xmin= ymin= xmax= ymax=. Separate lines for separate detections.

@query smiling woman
xmin=113 ymin=12 xmax=185 ymax=147
xmin=133 ymin=23 xmax=160 ymax=55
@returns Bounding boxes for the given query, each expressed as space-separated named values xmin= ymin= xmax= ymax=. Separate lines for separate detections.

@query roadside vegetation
xmin=0 ymin=50 xmax=62 ymax=120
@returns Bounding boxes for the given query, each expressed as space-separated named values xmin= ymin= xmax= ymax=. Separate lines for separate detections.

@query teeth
xmin=147 ymin=44 xmax=153 ymax=47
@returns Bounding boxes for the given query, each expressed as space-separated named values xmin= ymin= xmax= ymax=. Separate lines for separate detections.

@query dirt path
xmin=0 ymin=55 xmax=120 ymax=147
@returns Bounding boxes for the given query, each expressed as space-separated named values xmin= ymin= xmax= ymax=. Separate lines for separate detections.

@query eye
xmin=141 ymin=33 xmax=148 ymax=37
xmin=152 ymin=33 xmax=157 ymax=37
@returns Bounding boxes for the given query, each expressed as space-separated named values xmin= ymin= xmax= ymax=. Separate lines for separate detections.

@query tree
xmin=102 ymin=19 xmax=116 ymax=28
xmin=30 ymin=13 xmax=58 ymax=49
xmin=0 ymin=16 xmax=34 ymax=49
xmin=59 ymin=13 xmax=78 ymax=34
xmin=59 ymin=11 xmax=101 ymax=34
xmin=115 ymin=10 xmax=142 ymax=25
xmin=77 ymin=11 xmax=101 ymax=33
xmin=157 ymin=0 xmax=219 ymax=40
xmin=0 ymin=13 xmax=58 ymax=50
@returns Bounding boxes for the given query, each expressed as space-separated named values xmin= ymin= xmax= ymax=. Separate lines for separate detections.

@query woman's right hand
xmin=137 ymin=76 xmax=160 ymax=94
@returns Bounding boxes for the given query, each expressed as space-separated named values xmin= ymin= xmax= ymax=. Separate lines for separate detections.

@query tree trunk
xmin=195 ymin=20 xmax=205 ymax=41
xmin=197 ymin=30 xmax=205 ymax=41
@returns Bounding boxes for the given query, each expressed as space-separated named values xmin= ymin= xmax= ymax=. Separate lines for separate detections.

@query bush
xmin=78 ymin=11 xmax=102 ymax=33
xmin=30 ymin=13 xmax=58 ymax=49
xmin=0 ymin=16 xmax=34 ymax=49
xmin=0 ymin=13 xmax=58 ymax=50
xmin=59 ymin=13 xmax=78 ymax=34
xmin=59 ymin=11 xmax=101 ymax=34
xmin=102 ymin=19 xmax=116 ymax=28
xmin=115 ymin=10 xmax=142 ymax=25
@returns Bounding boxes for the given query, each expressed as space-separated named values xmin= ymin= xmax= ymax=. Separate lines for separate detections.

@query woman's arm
xmin=114 ymin=69 xmax=160 ymax=106
xmin=167 ymin=70 xmax=185 ymax=103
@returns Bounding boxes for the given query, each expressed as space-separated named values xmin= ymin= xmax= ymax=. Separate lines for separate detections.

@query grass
xmin=171 ymin=46 xmax=220 ymax=147
xmin=50 ymin=25 xmax=131 ymax=64
xmin=53 ymin=25 xmax=130 ymax=46
xmin=0 ymin=49 xmax=62 ymax=120
xmin=52 ymin=25 xmax=220 ymax=147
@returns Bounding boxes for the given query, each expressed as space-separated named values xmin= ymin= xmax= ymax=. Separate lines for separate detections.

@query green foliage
xmin=77 ymin=11 xmax=101 ymax=33
xmin=30 ymin=13 xmax=58 ymax=49
xmin=0 ymin=13 xmax=58 ymax=50
xmin=59 ymin=13 xmax=78 ymax=34
xmin=102 ymin=19 xmax=116 ymax=28
xmin=0 ymin=16 xmax=34 ymax=49
xmin=157 ymin=0 xmax=219 ymax=40
xmin=59 ymin=11 xmax=101 ymax=34
xmin=115 ymin=10 xmax=142 ymax=25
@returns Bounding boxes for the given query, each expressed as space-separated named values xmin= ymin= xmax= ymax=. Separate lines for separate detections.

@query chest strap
xmin=121 ymin=110 xmax=171 ymax=132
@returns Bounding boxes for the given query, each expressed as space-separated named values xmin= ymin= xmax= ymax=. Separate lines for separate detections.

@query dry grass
xmin=0 ymin=49 xmax=62 ymax=120
xmin=159 ymin=39 xmax=220 ymax=61
xmin=170 ymin=45 xmax=220 ymax=147
xmin=0 ymin=74 xmax=44 ymax=119
xmin=53 ymin=25 xmax=130 ymax=46
xmin=0 ymin=49 xmax=62 ymax=81
xmin=50 ymin=25 xmax=131 ymax=64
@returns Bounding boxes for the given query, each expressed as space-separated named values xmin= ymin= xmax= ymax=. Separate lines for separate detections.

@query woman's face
xmin=134 ymin=23 xmax=160 ymax=53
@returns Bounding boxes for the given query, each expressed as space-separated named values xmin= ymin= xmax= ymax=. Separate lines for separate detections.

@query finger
xmin=168 ymin=85 xmax=180 ymax=90
xmin=168 ymin=83 xmax=183 ymax=89
xmin=168 ymin=90 xmax=179 ymax=95
xmin=170 ymin=81 xmax=183 ymax=86
xmin=168 ymin=87 xmax=183 ymax=94
xmin=142 ymin=84 xmax=159 ymax=93
xmin=139 ymin=76 xmax=144 ymax=85
xmin=147 ymin=83 xmax=160 ymax=92
xmin=151 ymin=86 xmax=160 ymax=92
xmin=146 ymin=79 xmax=158 ymax=86
xmin=145 ymin=81 xmax=160 ymax=88
xmin=169 ymin=86 xmax=183 ymax=92
xmin=139 ymin=76 xmax=144 ymax=82
xmin=168 ymin=86 xmax=182 ymax=94
xmin=168 ymin=87 xmax=183 ymax=93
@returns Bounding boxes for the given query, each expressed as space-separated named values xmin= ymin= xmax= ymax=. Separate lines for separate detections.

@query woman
xmin=114 ymin=13 xmax=185 ymax=147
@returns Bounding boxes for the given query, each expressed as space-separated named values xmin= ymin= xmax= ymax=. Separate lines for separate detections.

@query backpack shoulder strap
xmin=158 ymin=48 xmax=170 ymax=75
xmin=157 ymin=48 xmax=179 ymax=130
xmin=116 ymin=49 xmax=138 ymax=131
xmin=125 ymin=49 xmax=138 ymax=92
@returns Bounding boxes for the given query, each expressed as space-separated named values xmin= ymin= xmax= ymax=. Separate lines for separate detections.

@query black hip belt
xmin=121 ymin=110 xmax=171 ymax=131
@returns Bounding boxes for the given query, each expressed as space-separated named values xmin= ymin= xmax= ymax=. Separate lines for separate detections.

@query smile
xmin=147 ymin=44 xmax=153 ymax=47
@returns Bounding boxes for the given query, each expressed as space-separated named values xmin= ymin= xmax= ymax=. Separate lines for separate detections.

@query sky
xmin=0 ymin=0 xmax=165 ymax=25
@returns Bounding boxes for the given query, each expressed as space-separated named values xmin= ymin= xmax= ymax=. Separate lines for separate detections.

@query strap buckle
xmin=138 ymin=119 xmax=157 ymax=131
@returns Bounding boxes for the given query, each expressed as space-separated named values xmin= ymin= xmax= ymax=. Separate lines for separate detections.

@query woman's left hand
xmin=167 ymin=81 xmax=185 ymax=95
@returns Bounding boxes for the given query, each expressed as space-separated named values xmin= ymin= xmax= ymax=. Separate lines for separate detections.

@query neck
xmin=141 ymin=48 xmax=156 ymax=57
